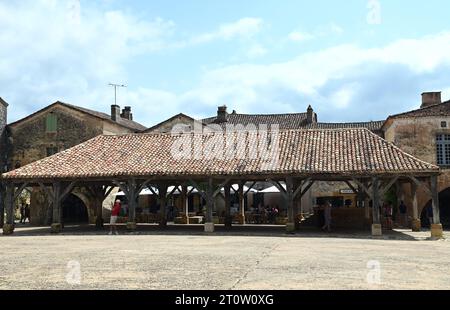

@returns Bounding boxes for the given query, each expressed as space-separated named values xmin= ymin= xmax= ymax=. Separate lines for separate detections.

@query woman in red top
xmin=109 ymin=200 xmax=121 ymax=235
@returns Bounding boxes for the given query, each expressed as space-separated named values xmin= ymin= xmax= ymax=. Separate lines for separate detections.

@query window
xmin=436 ymin=134 xmax=450 ymax=166
xmin=46 ymin=147 xmax=58 ymax=157
xmin=441 ymin=121 xmax=448 ymax=128
xmin=46 ymin=113 xmax=57 ymax=133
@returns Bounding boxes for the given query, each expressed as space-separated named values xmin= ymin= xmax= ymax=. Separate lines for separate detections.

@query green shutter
xmin=46 ymin=114 xmax=57 ymax=132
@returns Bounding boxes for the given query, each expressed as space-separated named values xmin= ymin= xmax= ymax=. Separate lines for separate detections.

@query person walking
xmin=384 ymin=202 xmax=393 ymax=230
xmin=109 ymin=200 xmax=121 ymax=235
xmin=24 ymin=204 xmax=31 ymax=223
xmin=322 ymin=201 xmax=332 ymax=232
xmin=19 ymin=203 xmax=26 ymax=224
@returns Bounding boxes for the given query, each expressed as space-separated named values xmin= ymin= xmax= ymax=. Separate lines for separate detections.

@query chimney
xmin=120 ymin=106 xmax=133 ymax=121
xmin=111 ymin=105 xmax=120 ymax=121
xmin=421 ymin=92 xmax=442 ymax=108
xmin=306 ymin=105 xmax=315 ymax=124
xmin=217 ymin=105 xmax=228 ymax=123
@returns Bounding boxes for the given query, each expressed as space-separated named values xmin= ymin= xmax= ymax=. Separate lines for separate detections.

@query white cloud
xmin=2 ymin=0 xmax=450 ymax=127
xmin=135 ymin=31 xmax=450 ymax=123
xmin=246 ymin=44 xmax=268 ymax=58
xmin=287 ymin=31 xmax=314 ymax=42
xmin=190 ymin=17 xmax=264 ymax=45
xmin=288 ymin=23 xmax=343 ymax=43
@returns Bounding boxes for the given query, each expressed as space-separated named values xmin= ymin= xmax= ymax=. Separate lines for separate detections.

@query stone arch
xmin=420 ymin=187 xmax=450 ymax=229
xmin=62 ymin=192 xmax=90 ymax=224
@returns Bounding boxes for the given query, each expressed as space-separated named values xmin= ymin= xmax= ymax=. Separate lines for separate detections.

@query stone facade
xmin=6 ymin=102 xmax=144 ymax=225
xmin=383 ymin=101 xmax=450 ymax=223
xmin=0 ymin=98 xmax=8 ymax=171
xmin=0 ymin=98 xmax=8 ymax=228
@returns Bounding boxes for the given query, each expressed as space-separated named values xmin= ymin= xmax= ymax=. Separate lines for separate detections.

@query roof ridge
xmin=388 ymin=100 xmax=449 ymax=119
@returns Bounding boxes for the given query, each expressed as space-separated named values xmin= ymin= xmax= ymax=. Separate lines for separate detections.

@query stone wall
xmin=147 ymin=115 xmax=201 ymax=134
xmin=9 ymin=106 xmax=103 ymax=168
xmin=0 ymin=100 xmax=7 ymax=170
xmin=384 ymin=117 xmax=450 ymax=215
xmin=8 ymin=104 xmax=133 ymax=225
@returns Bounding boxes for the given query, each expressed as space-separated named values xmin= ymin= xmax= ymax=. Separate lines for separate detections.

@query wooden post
xmin=411 ymin=181 xmax=421 ymax=232
xmin=430 ymin=175 xmax=443 ymax=238
xmin=238 ymin=182 xmax=245 ymax=224
xmin=125 ymin=179 xmax=137 ymax=231
xmin=395 ymin=181 xmax=404 ymax=227
xmin=224 ymin=183 xmax=232 ymax=229
xmin=371 ymin=177 xmax=382 ymax=236
xmin=159 ymin=184 xmax=168 ymax=228
xmin=2 ymin=183 xmax=15 ymax=235
xmin=96 ymin=196 xmax=103 ymax=228
xmin=181 ymin=185 xmax=189 ymax=224
xmin=286 ymin=177 xmax=295 ymax=233
xmin=51 ymin=182 xmax=62 ymax=233
xmin=0 ymin=185 xmax=5 ymax=229
xmin=204 ymin=178 xmax=215 ymax=232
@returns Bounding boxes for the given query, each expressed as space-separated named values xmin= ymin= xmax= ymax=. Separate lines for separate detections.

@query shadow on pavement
xmin=1 ymin=222 xmax=431 ymax=241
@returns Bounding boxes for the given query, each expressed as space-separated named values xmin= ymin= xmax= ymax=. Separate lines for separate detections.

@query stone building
xmin=0 ymin=97 xmax=9 ymax=228
xmin=145 ymin=105 xmax=385 ymax=226
xmin=382 ymin=92 xmax=450 ymax=228
xmin=6 ymin=101 xmax=146 ymax=225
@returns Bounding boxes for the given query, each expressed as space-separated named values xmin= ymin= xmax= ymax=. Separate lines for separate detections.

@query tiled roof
xmin=61 ymin=102 xmax=147 ymax=132
xmin=201 ymin=113 xmax=382 ymax=133
xmin=305 ymin=121 xmax=384 ymax=132
xmin=202 ymin=113 xmax=310 ymax=129
xmin=8 ymin=101 xmax=147 ymax=132
xmin=2 ymin=128 xmax=438 ymax=180
xmin=386 ymin=100 xmax=450 ymax=120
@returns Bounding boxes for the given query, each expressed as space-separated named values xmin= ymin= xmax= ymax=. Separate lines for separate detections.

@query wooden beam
xmin=411 ymin=181 xmax=419 ymax=220
xmin=61 ymin=181 xmax=77 ymax=201
xmin=103 ymin=186 xmax=114 ymax=199
xmin=38 ymin=182 xmax=55 ymax=201
xmin=408 ymin=176 xmax=431 ymax=196
xmin=213 ymin=178 xmax=232 ymax=197
xmin=372 ymin=177 xmax=381 ymax=224
xmin=205 ymin=178 xmax=214 ymax=223
xmin=13 ymin=182 xmax=30 ymax=202
xmin=300 ymin=180 xmax=315 ymax=198
xmin=268 ymin=179 xmax=287 ymax=198
xmin=351 ymin=178 xmax=372 ymax=198
xmin=430 ymin=175 xmax=441 ymax=225
xmin=112 ymin=180 xmax=130 ymax=198
xmin=244 ymin=181 xmax=257 ymax=196
xmin=167 ymin=185 xmax=179 ymax=198
xmin=137 ymin=178 xmax=155 ymax=196
xmin=380 ymin=176 xmax=399 ymax=196
xmin=344 ymin=181 xmax=358 ymax=195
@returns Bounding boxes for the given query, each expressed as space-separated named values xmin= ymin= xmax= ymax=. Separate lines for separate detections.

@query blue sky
xmin=1 ymin=0 xmax=450 ymax=126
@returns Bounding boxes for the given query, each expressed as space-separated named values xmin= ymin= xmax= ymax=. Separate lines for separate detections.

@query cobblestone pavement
xmin=1 ymin=225 xmax=449 ymax=290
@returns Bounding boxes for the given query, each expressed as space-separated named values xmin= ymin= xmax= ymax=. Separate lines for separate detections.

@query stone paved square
xmin=1 ymin=225 xmax=449 ymax=290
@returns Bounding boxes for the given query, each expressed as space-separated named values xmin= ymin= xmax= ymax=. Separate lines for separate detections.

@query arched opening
xmin=421 ymin=188 xmax=450 ymax=229
xmin=62 ymin=193 xmax=89 ymax=224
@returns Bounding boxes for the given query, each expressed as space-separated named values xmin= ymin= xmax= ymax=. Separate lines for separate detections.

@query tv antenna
xmin=108 ymin=83 xmax=127 ymax=105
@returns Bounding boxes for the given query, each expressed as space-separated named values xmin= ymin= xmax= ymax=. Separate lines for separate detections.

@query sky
xmin=1 ymin=0 xmax=450 ymax=127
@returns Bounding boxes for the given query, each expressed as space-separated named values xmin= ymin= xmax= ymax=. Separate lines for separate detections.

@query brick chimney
xmin=421 ymin=92 xmax=442 ymax=109
xmin=111 ymin=105 xmax=120 ymax=121
xmin=306 ymin=105 xmax=315 ymax=125
xmin=217 ymin=105 xmax=228 ymax=123
xmin=120 ymin=106 xmax=133 ymax=121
